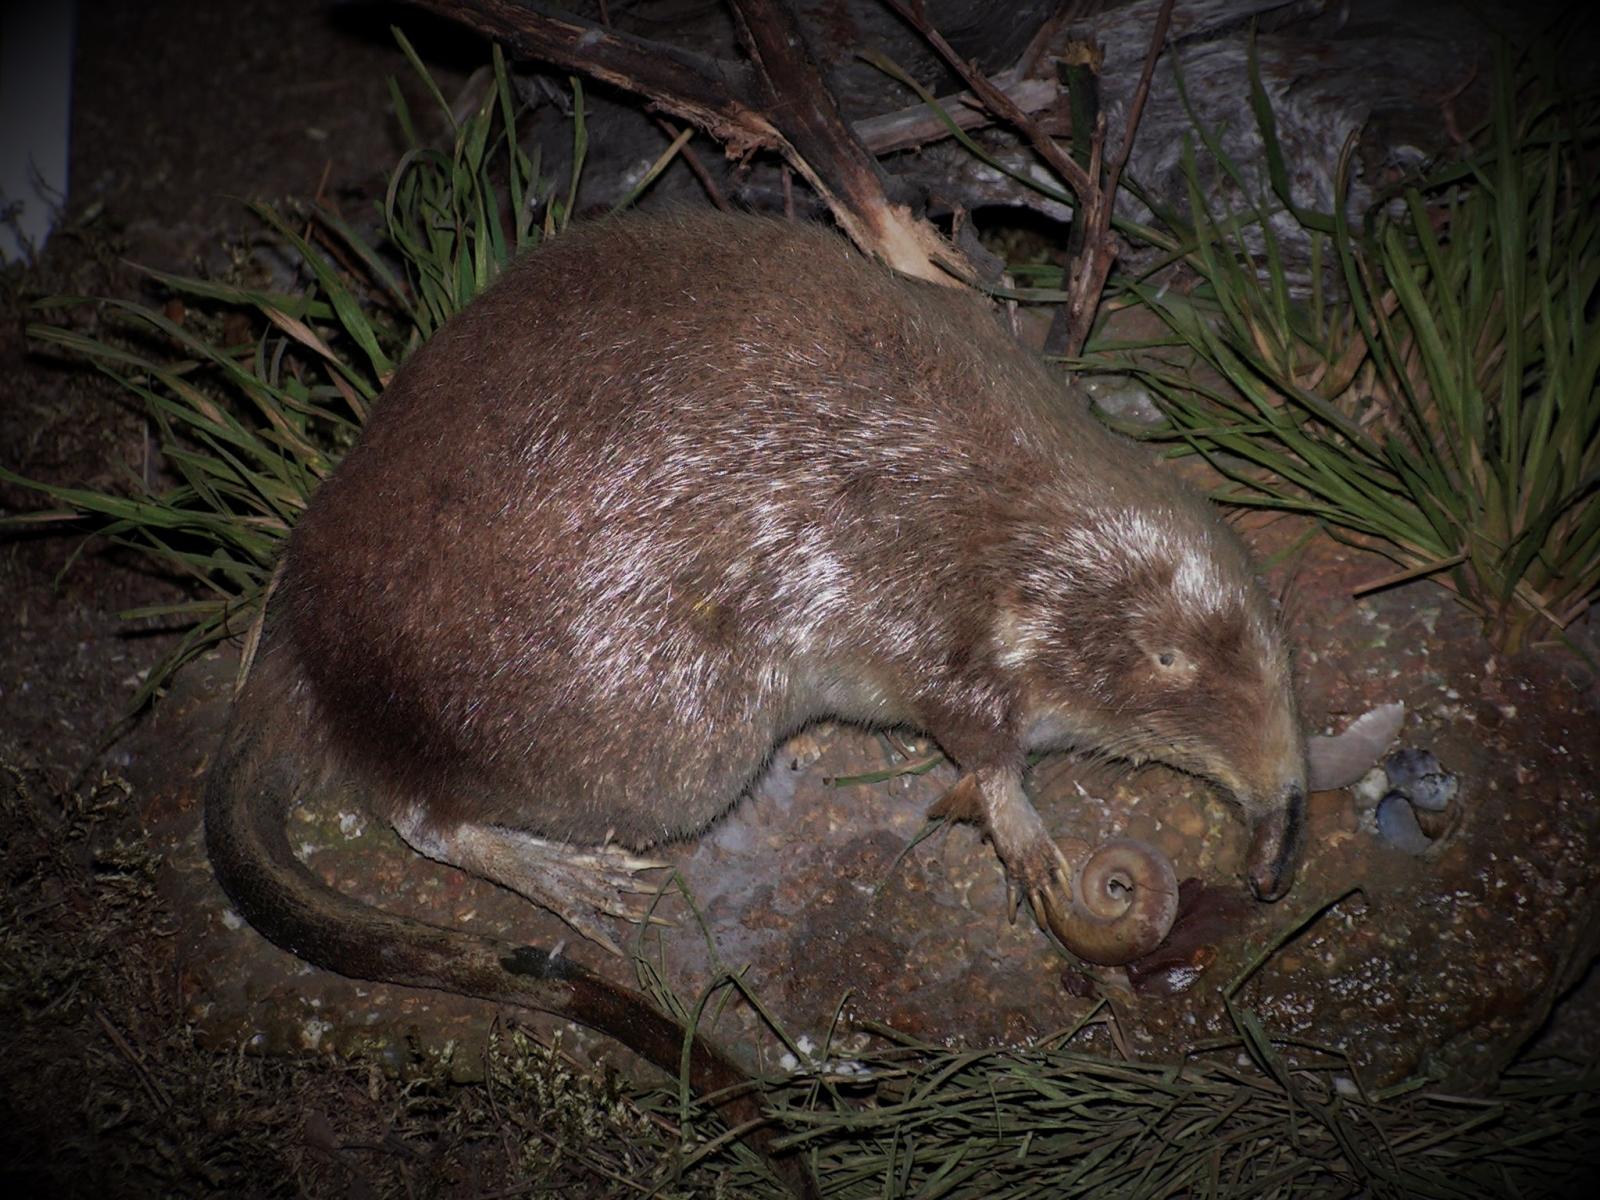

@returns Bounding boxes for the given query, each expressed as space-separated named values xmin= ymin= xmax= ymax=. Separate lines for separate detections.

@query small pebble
xmin=1082 ymin=375 xmax=1165 ymax=426
xmin=1384 ymin=747 xmax=1441 ymax=789
xmin=1406 ymin=769 xmax=1458 ymax=812
xmin=1375 ymin=792 xmax=1432 ymax=855
xmin=1352 ymin=766 xmax=1389 ymax=809
xmin=1384 ymin=747 xmax=1459 ymax=812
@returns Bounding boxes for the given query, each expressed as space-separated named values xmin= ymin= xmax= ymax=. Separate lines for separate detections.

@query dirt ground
xmin=3 ymin=2 xmax=1598 ymax=1197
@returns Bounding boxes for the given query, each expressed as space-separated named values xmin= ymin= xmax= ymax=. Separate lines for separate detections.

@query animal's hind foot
xmin=391 ymin=816 xmax=670 ymax=955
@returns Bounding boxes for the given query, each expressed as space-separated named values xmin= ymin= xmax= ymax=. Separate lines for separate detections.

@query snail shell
xmin=1038 ymin=837 xmax=1180 ymax=966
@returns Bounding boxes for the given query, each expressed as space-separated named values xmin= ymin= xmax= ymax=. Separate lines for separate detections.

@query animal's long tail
xmin=204 ymin=654 xmax=813 ymax=1196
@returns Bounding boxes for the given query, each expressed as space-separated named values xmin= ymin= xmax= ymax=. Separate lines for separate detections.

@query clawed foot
xmin=1008 ymin=835 xmax=1076 ymax=928
xmin=391 ymin=816 xmax=671 ymax=955
xmin=929 ymin=772 xmax=1076 ymax=925
xmin=512 ymin=839 xmax=673 ymax=954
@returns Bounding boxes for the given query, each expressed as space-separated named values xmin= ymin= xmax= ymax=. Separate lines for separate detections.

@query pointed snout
xmin=1246 ymin=785 xmax=1305 ymax=901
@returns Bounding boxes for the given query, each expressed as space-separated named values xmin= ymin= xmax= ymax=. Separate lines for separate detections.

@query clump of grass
xmin=756 ymin=1018 xmax=1595 ymax=1198
xmin=1 ymin=34 xmax=563 ymax=707
xmin=1088 ymin=44 xmax=1599 ymax=654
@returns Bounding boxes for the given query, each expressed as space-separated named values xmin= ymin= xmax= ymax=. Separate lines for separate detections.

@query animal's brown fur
xmin=206 ymin=211 xmax=1307 ymax=1192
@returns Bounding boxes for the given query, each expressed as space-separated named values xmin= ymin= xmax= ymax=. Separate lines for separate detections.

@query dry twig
xmin=883 ymin=0 xmax=1177 ymax=354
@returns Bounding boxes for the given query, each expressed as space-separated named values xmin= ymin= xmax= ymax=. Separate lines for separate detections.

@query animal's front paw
xmin=950 ymin=767 xmax=1067 ymax=920
xmin=1005 ymin=834 xmax=1077 ymax=927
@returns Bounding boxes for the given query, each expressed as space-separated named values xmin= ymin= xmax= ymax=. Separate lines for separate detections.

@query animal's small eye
xmin=1157 ymin=650 xmax=1177 ymax=668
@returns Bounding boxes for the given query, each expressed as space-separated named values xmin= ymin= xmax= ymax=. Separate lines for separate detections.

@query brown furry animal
xmin=207 ymin=211 xmax=1306 ymax=1186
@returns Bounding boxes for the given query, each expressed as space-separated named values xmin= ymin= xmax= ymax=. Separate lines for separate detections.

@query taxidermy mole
xmin=206 ymin=210 xmax=1306 ymax=1164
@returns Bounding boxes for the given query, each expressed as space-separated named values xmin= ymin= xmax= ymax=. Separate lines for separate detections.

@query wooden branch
xmin=885 ymin=0 xmax=1178 ymax=356
xmin=854 ymin=70 xmax=1058 ymax=156
xmin=409 ymin=0 xmax=779 ymax=155
xmin=417 ymin=0 xmax=971 ymax=284
xmin=652 ymin=116 xmax=731 ymax=211
xmin=882 ymin=0 xmax=1093 ymax=198
xmin=1056 ymin=0 xmax=1176 ymax=357
xmin=728 ymin=0 xmax=964 ymax=283
xmin=1104 ymin=0 xmax=1175 ymax=199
